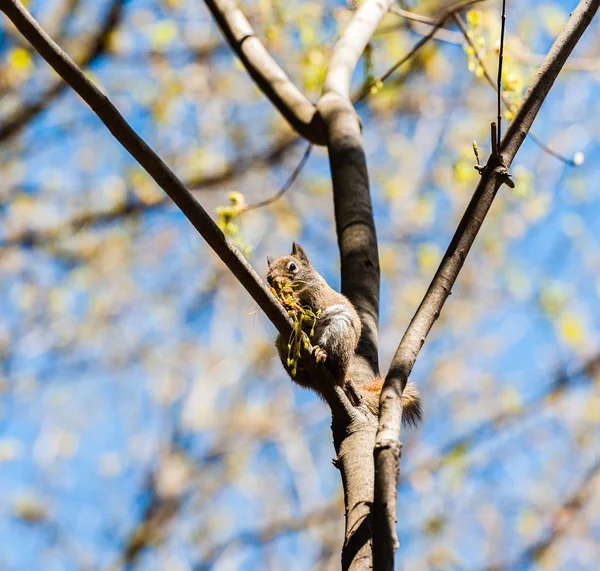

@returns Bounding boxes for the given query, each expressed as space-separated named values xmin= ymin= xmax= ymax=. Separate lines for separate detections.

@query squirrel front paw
xmin=312 ymin=345 xmax=328 ymax=363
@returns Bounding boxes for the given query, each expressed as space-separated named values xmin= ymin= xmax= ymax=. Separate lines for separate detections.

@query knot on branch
xmin=374 ymin=438 xmax=403 ymax=456
xmin=495 ymin=164 xmax=515 ymax=188
xmin=474 ymin=151 xmax=515 ymax=189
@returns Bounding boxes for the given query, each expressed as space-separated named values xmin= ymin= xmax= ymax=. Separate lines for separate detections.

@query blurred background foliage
xmin=1 ymin=0 xmax=600 ymax=569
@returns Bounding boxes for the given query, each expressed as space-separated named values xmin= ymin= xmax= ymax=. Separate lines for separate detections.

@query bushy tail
xmin=360 ymin=378 xmax=422 ymax=428
xmin=399 ymin=382 xmax=422 ymax=428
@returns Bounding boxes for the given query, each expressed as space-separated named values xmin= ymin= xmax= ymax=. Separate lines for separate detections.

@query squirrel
xmin=267 ymin=242 xmax=421 ymax=427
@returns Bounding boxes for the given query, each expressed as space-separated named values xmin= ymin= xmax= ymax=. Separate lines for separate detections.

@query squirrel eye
xmin=288 ymin=262 xmax=297 ymax=273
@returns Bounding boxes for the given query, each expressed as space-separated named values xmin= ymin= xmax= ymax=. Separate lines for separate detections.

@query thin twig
xmin=497 ymin=0 xmax=507 ymax=150
xmin=355 ymin=0 xmax=487 ymax=103
xmin=243 ymin=144 xmax=313 ymax=212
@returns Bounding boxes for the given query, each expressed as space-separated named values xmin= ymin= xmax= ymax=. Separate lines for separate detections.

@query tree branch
xmin=311 ymin=2 xmax=397 ymax=569
xmin=324 ymin=0 xmax=393 ymax=99
xmin=202 ymin=0 xmax=326 ymax=145
xmin=373 ymin=1 xmax=600 ymax=568
xmin=0 ymin=0 xmax=292 ymax=338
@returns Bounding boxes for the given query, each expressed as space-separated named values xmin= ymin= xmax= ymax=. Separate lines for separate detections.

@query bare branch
xmin=373 ymin=1 xmax=600 ymax=568
xmin=243 ymin=143 xmax=313 ymax=212
xmin=501 ymin=1 xmax=599 ymax=160
xmin=0 ymin=0 xmax=293 ymax=338
xmin=203 ymin=0 xmax=326 ymax=145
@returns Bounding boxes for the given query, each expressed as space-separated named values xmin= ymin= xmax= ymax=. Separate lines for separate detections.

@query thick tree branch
xmin=0 ymin=0 xmax=292 ymax=338
xmin=322 ymin=0 xmax=395 ymax=376
xmin=312 ymin=2 xmax=396 ymax=569
xmin=373 ymin=1 xmax=600 ymax=568
xmin=203 ymin=0 xmax=326 ymax=145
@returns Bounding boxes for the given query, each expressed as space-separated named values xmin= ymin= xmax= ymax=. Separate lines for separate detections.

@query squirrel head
xmin=266 ymin=242 xmax=314 ymax=291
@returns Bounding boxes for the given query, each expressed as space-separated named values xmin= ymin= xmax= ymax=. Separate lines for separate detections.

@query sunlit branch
xmin=373 ymin=1 xmax=600 ymax=568
xmin=203 ymin=0 xmax=326 ymax=145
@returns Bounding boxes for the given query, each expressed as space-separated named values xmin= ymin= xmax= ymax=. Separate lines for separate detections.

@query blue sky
xmin=1 ymin=0 xmax=600 ymax=569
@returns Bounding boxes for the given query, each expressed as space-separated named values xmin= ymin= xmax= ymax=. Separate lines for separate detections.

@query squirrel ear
xmin=266 ymin=256 xmax=274 ymax=268
xmin=291 ymin=242 xmax=309 ymax=263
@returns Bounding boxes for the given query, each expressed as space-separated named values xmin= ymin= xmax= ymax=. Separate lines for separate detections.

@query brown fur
xmin=361 ymin=377 xmax=422 ymax=428
xmin=268 ymin=243 xmax=422 ymax=427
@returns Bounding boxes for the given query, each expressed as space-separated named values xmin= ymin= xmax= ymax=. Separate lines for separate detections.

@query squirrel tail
xmin=361 ymin=378 xmax=422 ymax=428
xmin=399 ymin=382 xmax=422 ymax=428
